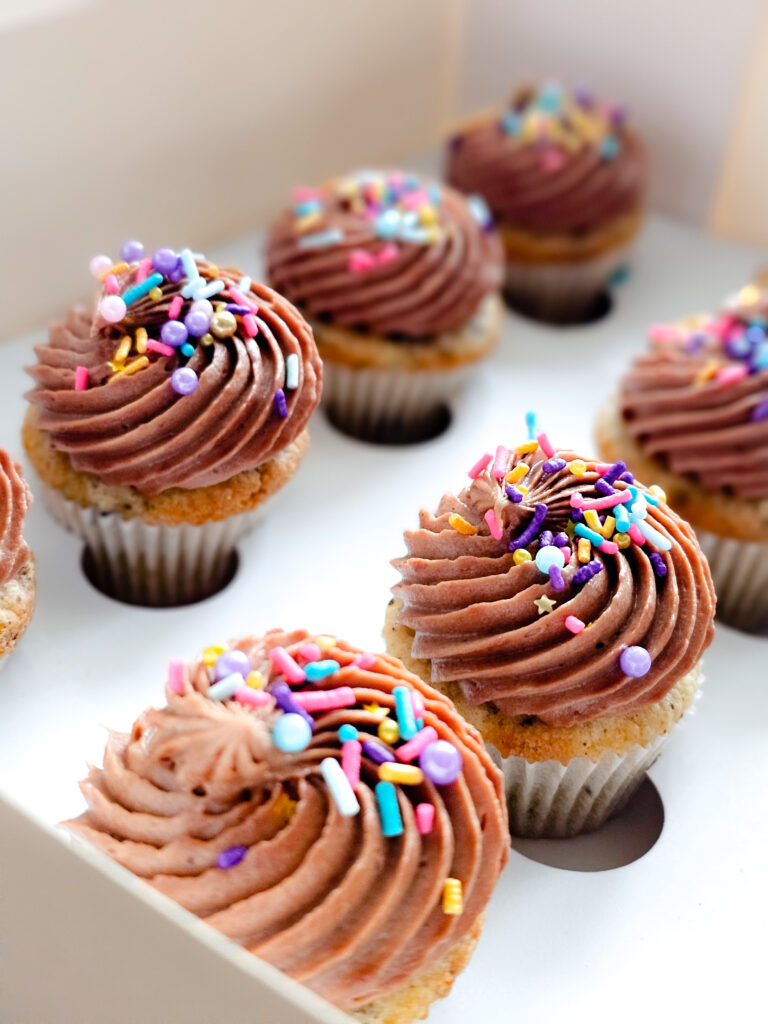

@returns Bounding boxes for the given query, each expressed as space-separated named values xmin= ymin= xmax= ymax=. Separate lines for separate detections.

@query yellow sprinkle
xmin=206 ymin=264 xmax=219 ymax=278
xmin=200 ymin=333 xmax=215 ymax=347
xmin=121 ymin=356 xmax=149 ymax=377
xmin=315 ymin=635 xmax=336 ymax=654
xmin=112 ymin=335 xmax=131 ymax=363
xmin=449 ymin=513 xmax=478 ymax=536
xmin=296 ymin=211 xmax=321 ymax=233
xmin=442 ymin=877 xmax=463 ymax=916
xmin=518 ymin=485 xmax=529 ymax=496
xmin=272 ymin=792 xmax=298 ymax=827
xmin=515 ymin=441 xmax=538 ymax=456
xmin=135 ymin=327 xmax=148 ymax=354
xmin=577 ymin=538 xmax=592 ymax=563
xmin=149 ymin=287 xmax=163 ymax=301
xmin=584 ymin=510 xmax=602 ymax=534
xmin=378 ymin=719 xmax=400 ymax=744
xmin=202 ymin=644 xmax=228 ymax=666
xmin=246 ymin=671 xmax=264 ymax=689
xmin=649 ymin=485 xmax=667 ymax=502
xmin=363 ymin=702 xmax=389 ymax=719
xmin=513 ymin=549 xmax=532 ymax=565
xmin=568 ymin=459 xmax=587 ymax=476
xmin=99 ymin=261 xmax=128 ymax=280
xmin=506 ymin=464 xmax=529 ymax=484
xmin=616 ymin=532 xmax=631 ymax=549
xmin=419 ymin=204 xmax=437 ymax=226
xmin=694 ymin=360 xmax=719 ymax=385
xmin=602 ymin=515 xmax=616 ymax=539
xmin=738 ymin=284 xmax=760 ymax=306
xmin=379 ymin=763 xmax=424 ymax=785
xmin=107 ymin=361 xmax=122 ymax=373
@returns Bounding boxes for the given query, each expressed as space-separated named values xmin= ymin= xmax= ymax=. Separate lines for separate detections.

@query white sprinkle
xmin=298 ymin=229 xmax=344 ymax=250
xmin=285 ymin=353 xmax=299 ymax=390
xmin=238 ymin=275 xmax=252 ymax=295
xmin=208 ymin=673 xmax=244 ymax=701
xmin=321 ymin=757 xmax=360 ymax=817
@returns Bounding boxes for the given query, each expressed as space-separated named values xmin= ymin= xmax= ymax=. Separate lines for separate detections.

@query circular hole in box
xmin=325 ymin=403 xmax=452 ymax=446
xmin=81 ymin=546 xmax=240 ymax=608
xmin=511 ymin=777 xmax=664 ymax=872
xmin=503 ymin=287 xmax=614 ymax=327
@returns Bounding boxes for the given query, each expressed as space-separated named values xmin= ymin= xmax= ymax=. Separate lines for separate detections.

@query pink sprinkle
xmin=298 ymin=642 xmax=322 ymax=662
xmin=397 ymin=726 xmax=438 ymax=763
xmin=564 ymin=615 xmax=585 ymax=634
xmin=167 ymin=657 xmax=185 ymax=694
xmin=648 ymin=323 xmax=685 ymax=344
xmin=377 ymin=243 xmax=399 ymax=264
xmin=146 ymin=339 xmax=175 ymax=357
xmin=228 ymin=286 xmax=257 ymax=311
xmin=712 ymin=315 xmax=736 ymax=341
xmin=242 ymin=313 xmax=259 ymax=338
xmin=269 ymin=646 xmax=306 ymax=684
xmin=536 ymin=432 xmax=555 ymax=457
xmin=716 ymin=365 xmax=748 ymax=386
xmin=104 ymin=274 xmax=119 ymax=294
xmin=342 ymin=740 xmax=362 ymax=789
xmin=416 ymin=803 xmax=435 ymax=835
xmin=541 ymin=148 xmax=566 ymax=173
xmin=599 ymin=539 xmax=619 ymax=555
xmin=561 ymin=546 xmax=571 ymax=564
xmin=352 ymin=652 xmax=375 ymax=669
xmin=491 ymin=445 xmax=508 ymax=480
xmin=135 ymin=258 xmax=152 ymax=284
xmin=168 ymin=295 xmax=183 ymax=320
xmin=628 ymin=524 xmax=646 ymax=546
xmin=402 ymin=189 xmax=429 ymax=210
xmin=348 ymin=249 xmax=376 ymax=273
xmin=74 ymin=366 xmax=89 ymax=391
xmin=411 ymin=689 xmax=425 ymax=721
xmin=571 ymin=490 xmax=633 ymax=511
xmin=292 ymin=186 xmax=322 ymax=201
xmin=292 ymin=687 xmax=356 ymax=712
xmin=468 ymin=453 xmax=492 ymax=478
xmin=234 ymin=687 xmax=272 ymax=707
xmin=484 ymin=508 xmax=503 ymax=540
xmin=594 ymin=462 xmax=612 ymax=474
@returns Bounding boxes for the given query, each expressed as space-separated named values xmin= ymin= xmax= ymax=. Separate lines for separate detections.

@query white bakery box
xmin=1 ymin=3 xmax=768 ymax=1022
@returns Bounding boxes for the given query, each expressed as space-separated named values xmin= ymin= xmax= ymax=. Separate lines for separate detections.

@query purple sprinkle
xmin=362 ymin=739 xmax=396 ymax=764
xmin=548 ymin=564 xmax=565 ymax=590
xmin=509 ymin=503 xmax=548 ymax=551
xmin=574 ymin=86 xmax=593 ymax=108
xmin=270 ymin=681 xmax=314 ymax=729
xmin=542 ymin=457 xmax=567 ymax=474
xmin=217 ymin=846 xmax=247 ymax=870
xmin=649 ymin=552 xmax=668 ymax=577
xmin=553 ymin=532 xmax=569 ymax=547
xmin=226 ymin=304 xmax=252 ymax=315
xmin=619 ymin=471 xmax=635 ymax=483
xmin=751 ymin=399 xmax=768 ymax=422
xmin=601 ymin=461 xmax=626 ymax=486
xmin=573 ymin=560 xmax=603 ymax=586
xmin=539 ymin=530 xmax=554 ymax=547
xmin=506 ymin=485 xmax=523 ymax=503
xmin=274 ymin=388 xmax=288 ymax=418
xmin=571 ymin=507 xmax=584 ymax=523
xmin=595 ymin=478 xmax=615 ymax=496
xmin=685 ymin=332 xmax=706 ymax=354
xmin=608 ymin=104 xmax=628 ymax=127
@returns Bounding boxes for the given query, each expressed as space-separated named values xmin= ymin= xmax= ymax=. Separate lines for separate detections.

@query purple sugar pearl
xmin=170 ymin=367 xmax=198 ymax=396
xmin=419 ymin=740 xmax=462 ymax=785
xmin=217 ymin=846 xmax=247 ymax=870
xmin=161 ymin=320 xmax=189 ymax=347
xmin=184 ymin=309 xmax=211 ymax=337
xmin=649 ymin=552 xmax=668 ymax=578
xmin=153 ymin=247 xmax=181 ymax=276
xmin=619 ymin=645 xmax=652 ymax=678
xmin=120 ymin=239 xmax=145 ymax=263
xmin=214 ymin=649 xmax=251 ymax=681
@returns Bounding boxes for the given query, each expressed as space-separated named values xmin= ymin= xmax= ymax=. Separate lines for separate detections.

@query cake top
xmin=447 ymin=83 xmax=646 ymax=234
xmin=65 ymin=629 xmax=508 ymax=1011
xmin=26 ymin=242 xmax=322 ymax=493
xmin=0 ymin=449 xmax=32 ymax=587
xmin=619 ymin=282 xmax=768 ymax=500
xmin=266 ymin=169 xmax=503 ymax=337
xmin=392 ymin=416 xmax=715 ymax=726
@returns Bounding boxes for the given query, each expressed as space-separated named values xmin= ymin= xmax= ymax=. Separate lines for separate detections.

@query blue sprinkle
xmin=304 ymin=659 xmax=340 ymax=682
xmin=599 ymin=135 xmax=621 ymax=160
xmin=393 ymin=685 xmax=418 ymax=741
xmin=374 ymin=210 xmax=401 ymax=239
xmin=525 ymin=410 xmax=538 ymax=440
xmin=375 ymin=781 xmax=403 ymax=837
xmin=122 ymin=273 xmax=164 ymax=307
xmin=180 ymin=342 xmax=195 ymax=358
xmin=501 ymin=112 xmax=522 ymax=136
xmin=609 ymin=264 xmax=631 ymax=287
xmin=338 ymin=724 xmax=358 ymax=743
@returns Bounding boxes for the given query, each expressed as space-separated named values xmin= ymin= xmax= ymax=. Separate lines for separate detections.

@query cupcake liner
xmin=504 ymin=242 xmax=633 ymax=324
xmin=321 ymin=361 xmax=478 ymax=444
xmin=39 ymin=483 xmax=270 ymax=606
xmin=696 ymin=529 xmax=768 ymax=635
xmin=488 ymin=733 xmax=668 ymax=838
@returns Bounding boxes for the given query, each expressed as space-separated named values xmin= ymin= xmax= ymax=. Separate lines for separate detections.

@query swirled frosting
xmin=619 ymin=284 xmax=768 ymax=500
xmin=447 ymin=84 xmax=646 ymax=234
xmin=392 ymin=437 xmax=715 ymax=726
xmin=65 ymin=629 xmax=507 ymax=1012
xmin=0 ymin=450 xmax=32 ymax=586
xmin=266 ymin=170 xmax=503 ymax=337
xmin=26 ymin=248 xmax=322 ymax=494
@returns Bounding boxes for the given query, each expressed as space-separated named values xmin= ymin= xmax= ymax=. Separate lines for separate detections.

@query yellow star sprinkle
xmin=272 ymin=792 xmax=298 ymax=827
xmin=534 ymin=595 xmax=556 ymax=615
xmin=363 ymin=702 xmax=389 ymax=719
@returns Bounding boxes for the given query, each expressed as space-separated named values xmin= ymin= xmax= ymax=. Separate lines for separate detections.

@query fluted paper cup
xmin=696 ymin=529 xmax=768 ymax=635
xmin=39 ymin=484 xmax=270 ymax=606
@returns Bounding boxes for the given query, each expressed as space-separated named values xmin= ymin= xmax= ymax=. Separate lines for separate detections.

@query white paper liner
xmin=321 ymin=361 xmax=478 ymax=443
xmin=696 ymin=528 xmax=768 ymax=635
xmin=504 ymin=242 xmax=633 ymax=324
xmin=38 ymin=483 xmax=270 ymax=606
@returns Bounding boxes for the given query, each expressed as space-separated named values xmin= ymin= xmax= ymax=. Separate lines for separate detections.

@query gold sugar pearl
xmin=378 ymin=719 xmax=400 ymax=745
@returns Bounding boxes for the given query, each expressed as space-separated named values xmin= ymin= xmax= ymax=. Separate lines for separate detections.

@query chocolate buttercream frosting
xmin=619 ymin=284 xmax=768 ymax=500
xmin=392 ymin=438 xmax=715 ymax=726
xmin=266 ymin=170 xmax=503 ymax=337
xmin=0 ymin=450 xmax=32 ymax=586
xmin=447 ymin=83 xmax=646 ymax=235
xmin=26 ymin=247 xmax=322 ymax=494
xmin=65 ymin=630 xmax=507 ymax=1011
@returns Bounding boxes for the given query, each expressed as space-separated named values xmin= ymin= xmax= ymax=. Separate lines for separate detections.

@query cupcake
xmin=24 ymin=241 xmax=322 ymax=606
xmin=65 ymin=629 xmax=508 ymax=1022
xmin=446 ymin=83 xmax=647 ymax=324
xmin=597 ymin=282 xmax=768 ymax=633
xmin=385 ymin=426 xmax=716 ymax=837
xmin=0 ymin=449 xmax=34 ymax=666
xmin=266 ymin=170 xmax=503 ymax=443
